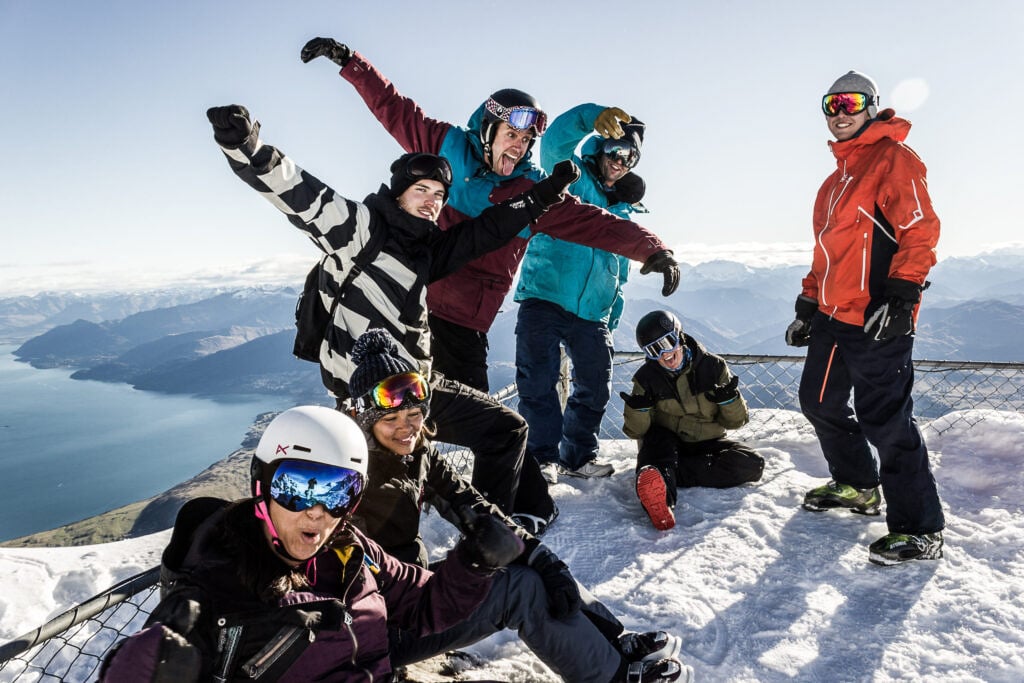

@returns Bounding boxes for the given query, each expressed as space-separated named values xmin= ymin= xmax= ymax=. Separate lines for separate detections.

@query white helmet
xmin=251 ymin=406 xmax=368 ymax=545
xmin=254 ymin=405 xmax=368 ymax=476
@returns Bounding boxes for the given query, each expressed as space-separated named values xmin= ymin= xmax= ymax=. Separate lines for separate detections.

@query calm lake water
xmin=0 ymin=346 xmax=296 ymax=541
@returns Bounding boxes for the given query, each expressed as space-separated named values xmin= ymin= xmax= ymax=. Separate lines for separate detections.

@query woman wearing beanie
xmin=206 ymin=104 xmax=580 ymax=531
xmin=344 ymin=328 xmax=691 ymax=683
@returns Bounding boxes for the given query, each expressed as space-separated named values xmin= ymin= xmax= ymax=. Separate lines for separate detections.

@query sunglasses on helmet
xmin=643 ymin=331 xmax=682 ymax=360
xmin=401 ymin=153 xmax=453 ymax=186
xmin=484 ymin=98 xmax=548 ymax=135
xmin=599 ymin=138 xmax=640 ymax=169
xmin=821 ymin=92 xmax=875 ymax=117
xmin=268 ymin=459 xmax=365 ymax=518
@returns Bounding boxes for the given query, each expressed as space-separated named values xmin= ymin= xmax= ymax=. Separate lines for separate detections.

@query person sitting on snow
xmin=620 ymin=310 xmax=765 ymax=530
xmin=345 ymin=328 xmax=692 ymax=683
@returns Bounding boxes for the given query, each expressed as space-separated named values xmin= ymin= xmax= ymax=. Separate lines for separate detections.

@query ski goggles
xmin=484 ymin=98 xmax=548 ymax=135
xmin=401 ymin=153 xmax=453 ymax=186
xmin=268 ymin=459 xmax=365 ymax=518
xmin=599 ymin=138 xmax=640 ymax=169
xmin=362 ymin=371 xmax=431 ymax=411
xmin=643 ymin=331 xmax=681 ymax=360
xmin=821 ymin=92 xmax=875 ymax=117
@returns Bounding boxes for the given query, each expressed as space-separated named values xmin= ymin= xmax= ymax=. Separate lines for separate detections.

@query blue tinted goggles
xmin=643 ymin=331 xmax=681 ymax=360
xmin=269 ymin=459 xmax=364 ymax=518
xmin=484 ymin=98 xmax=548 ymax=135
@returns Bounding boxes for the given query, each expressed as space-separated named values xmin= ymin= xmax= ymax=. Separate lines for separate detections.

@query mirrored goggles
xmin=269 ymin=459 xmax=365 ymax=518
xmin=643 ymin=331 xmax=681 ymax=360
xmin=403 ymin=153 xmax=453 ymax=186
xmin=363 ymin=371 xmax=430 ymax=411
xmin=484 ymin=98 xmax=548 ymax=135
xmin=599 ymin=138 xmax=640 ymax=169
xmin=822 ymin=92 xmax=873 ymax=117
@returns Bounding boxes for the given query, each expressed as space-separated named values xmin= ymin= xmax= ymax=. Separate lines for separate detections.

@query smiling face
xmin=371 ymin=406 xmax=425 ymax=455
xmin=656 ymin=344 xmax=686 ymax=371
xmin=598 ymin=154 xmax=631 ymax=187
xmin=266 ymin=498 xmax=342 ymax=564
xmin=827 ymin=108 xmax=871 ymax=142
xmin=488 ymin=122 xmax=534 ymax=176
xmin=397 ymin=179 xmax=446 ymax=223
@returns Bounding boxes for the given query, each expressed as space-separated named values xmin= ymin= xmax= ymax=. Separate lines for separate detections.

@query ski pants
xmin=429 ymin=376 xmax=556 ymax=520
xmin=389 ymin=564 xmax=626 ymax=683
xmin=637 ymin=425 xmax=765 ymax=507
xmin=515 ymin=299 xmax=614 ymax=471
xmin=428 ymin=314 xmax=491 ymax=392
xmin=798 ymin=312 xmax=944 ymax=535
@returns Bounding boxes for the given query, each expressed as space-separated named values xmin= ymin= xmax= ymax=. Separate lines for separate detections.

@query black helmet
xmin=479 ymin=88 xmax=547 ymax=150
xmin=636 ymin=310 xmax=683 ymax=356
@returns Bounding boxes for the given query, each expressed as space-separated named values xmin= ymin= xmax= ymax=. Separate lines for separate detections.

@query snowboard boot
xmin=802 ymin=480 xmax=881 ymax=516
xmin=625 ymin=658 xmax=693 ymax=683
xmin=868 ymin=531 xmax=944 ymax=566
xmin=510 ymin=505 xmax=559 ymax=536
xmin=619 ymin=630 xmax=683 ymax=662
xmin=636 ymin=466 xmax=675 ymax=530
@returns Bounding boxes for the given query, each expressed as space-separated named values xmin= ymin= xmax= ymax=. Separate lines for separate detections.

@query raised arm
xmin=206 ymin=105 xmax=368 ymax=256
xmin=301 ymin=37 xmax=450 ymax=155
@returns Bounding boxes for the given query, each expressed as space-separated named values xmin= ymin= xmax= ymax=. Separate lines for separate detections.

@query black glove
xmin=300 ymin=37 xmax=352 ymax=67
xmin=619 ymin=390 xmax=656 ymax=410
xmin=524 ymin=160 xmax=581 ymax=218
xmin=456 ymin=511 xmax=525 ymax=575
xmin=607 ymin=171 xmax=645 ymax=205
xmin=864 ymin=278 xmax=922 ymax=341
xmin=704 ymin=375 xmax=740 ymax=404
xmin=528 ymin=544 xmax=582 ymax=619
xmin=784 ymin=295 xmax=818 ymax=347
xmin=206 ymin=105 xmax=253 ymax=149
xmin=640 ymin=250 xmax=680 ymax=297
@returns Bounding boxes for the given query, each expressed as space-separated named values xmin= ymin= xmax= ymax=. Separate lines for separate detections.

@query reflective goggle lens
xmin=822 ymin=92 xmax=870 ymax=117
xmin=643 ymin=332 xmax=681 ymax=360
xmin=485 ymin=98 xmax=548 ymax=135
xmin=600 ymin=139 xmax=640 ymax=169
xmin=405 ymin=153 xmax=453 ymax=185
xmin=368 ymin=371 xmax=430 ymax=410
xmin=269 ymin=459 xmax=364 ymax=518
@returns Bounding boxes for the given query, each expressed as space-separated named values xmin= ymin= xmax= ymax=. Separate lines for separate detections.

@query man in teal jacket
xmin=515 ymin=104 xmax=649 ymax=482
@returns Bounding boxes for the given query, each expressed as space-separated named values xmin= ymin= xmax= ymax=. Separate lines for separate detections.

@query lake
xmin=0 ymin=346 xmax=297 ymax=541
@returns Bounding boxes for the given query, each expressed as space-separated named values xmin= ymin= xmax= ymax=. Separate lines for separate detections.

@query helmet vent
xmin=292 ymin=445 xmax=311 ymax=453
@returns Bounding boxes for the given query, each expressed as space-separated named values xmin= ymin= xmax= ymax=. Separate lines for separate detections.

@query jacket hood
xmin=829 ymin=109 xmax=911 ymax=159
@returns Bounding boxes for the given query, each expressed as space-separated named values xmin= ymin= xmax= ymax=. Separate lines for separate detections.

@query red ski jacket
xmin=801 ymin=110 xmax=940 ymax=326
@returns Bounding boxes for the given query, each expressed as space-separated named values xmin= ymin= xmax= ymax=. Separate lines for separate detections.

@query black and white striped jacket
xmin=218 ymin=127 xmax=545 ymax=399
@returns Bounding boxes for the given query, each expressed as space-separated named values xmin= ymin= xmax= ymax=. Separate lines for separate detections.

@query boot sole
xmin=637 ymin=468 xmax=675 ymax=531
xmin=802 ymin=500 xmax=881 ymax=516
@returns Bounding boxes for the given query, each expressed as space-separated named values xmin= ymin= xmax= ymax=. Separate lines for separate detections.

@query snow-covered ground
xmin=1 ymin=409 xmax=1022 ymax=682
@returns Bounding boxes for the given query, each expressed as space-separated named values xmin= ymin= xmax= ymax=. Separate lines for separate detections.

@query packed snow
xmin=1 ymin=409 xmax=1022 ymax=682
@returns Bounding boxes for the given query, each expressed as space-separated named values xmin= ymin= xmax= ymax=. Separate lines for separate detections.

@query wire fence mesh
xmin=2 ymin=353 xmax=1022 ymax=681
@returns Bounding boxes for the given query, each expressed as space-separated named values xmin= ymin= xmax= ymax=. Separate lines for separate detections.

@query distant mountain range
xmin=4 ymin=248 xmax=1023 ymax=399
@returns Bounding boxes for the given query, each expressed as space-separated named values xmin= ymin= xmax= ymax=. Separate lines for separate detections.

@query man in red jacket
xmin=784 ymin=70 xmax=945 ymax=566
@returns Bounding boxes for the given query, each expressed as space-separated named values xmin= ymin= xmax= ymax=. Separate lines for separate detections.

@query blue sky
xmin=1 ymin=1 xmax=1020 ymax=295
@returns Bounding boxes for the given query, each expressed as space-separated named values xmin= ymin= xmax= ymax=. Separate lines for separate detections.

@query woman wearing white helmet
xmin=102 ymin=406 xmax=523 ymax=682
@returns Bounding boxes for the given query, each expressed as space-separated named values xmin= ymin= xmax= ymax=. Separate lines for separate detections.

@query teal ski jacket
xmin=514 ymin=103 xmax=645 ymax=330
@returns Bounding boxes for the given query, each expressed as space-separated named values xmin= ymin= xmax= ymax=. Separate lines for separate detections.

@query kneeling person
xmin=621 ymin=310 xmax=765 ymax=531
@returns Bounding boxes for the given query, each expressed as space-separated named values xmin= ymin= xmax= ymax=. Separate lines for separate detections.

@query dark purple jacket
xmin=100 ymin=499 xmax=491 ymax=682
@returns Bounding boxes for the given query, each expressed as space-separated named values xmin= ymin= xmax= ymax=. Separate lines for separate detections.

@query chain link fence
xmin=2 ymin=353 xmax=1022 ymax=681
